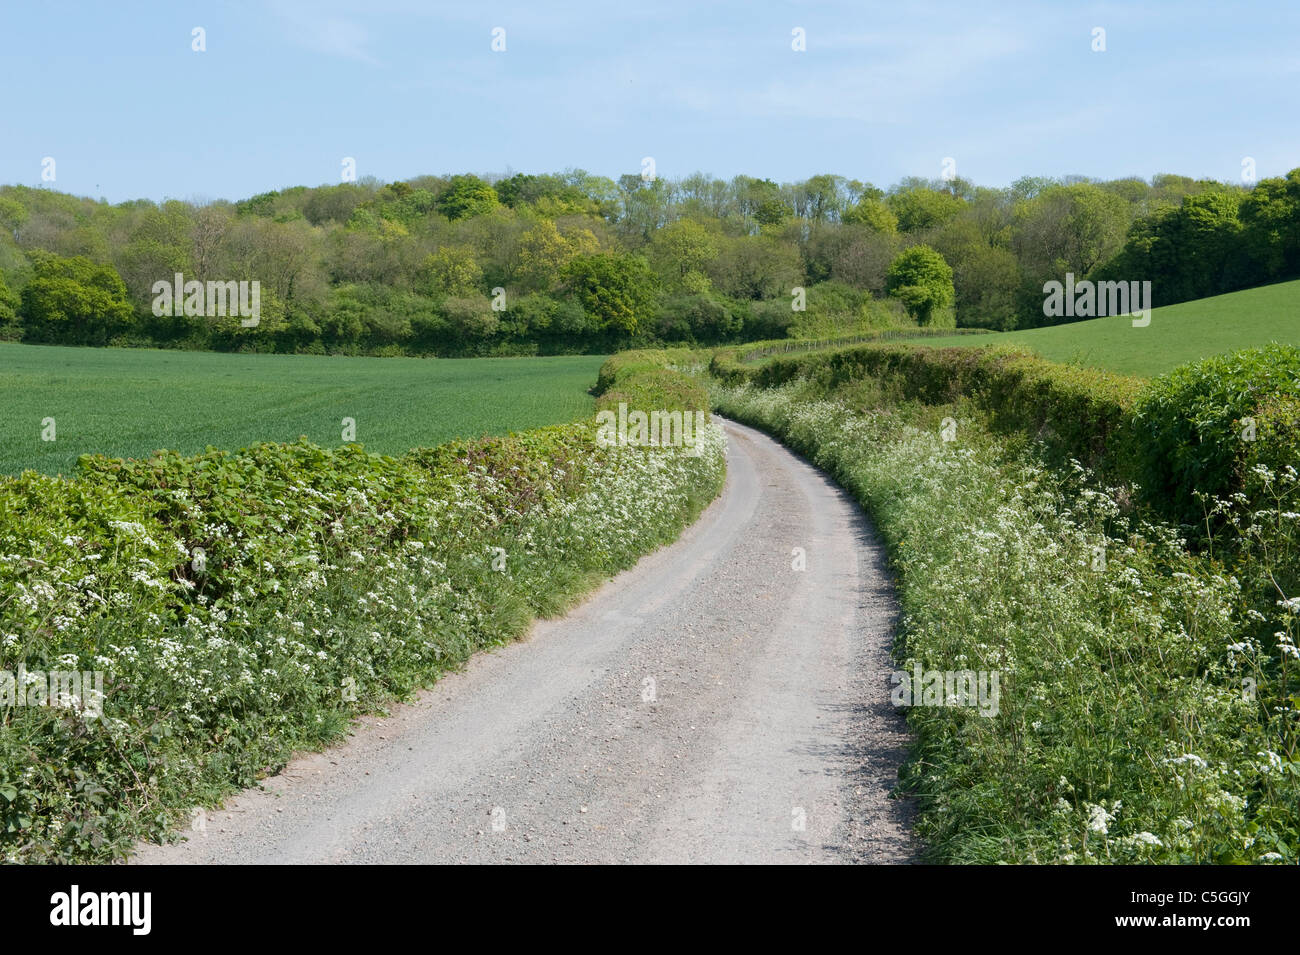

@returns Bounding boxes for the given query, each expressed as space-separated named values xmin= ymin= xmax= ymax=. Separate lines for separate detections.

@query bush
xmin=1132 ymin=344 xmax=1300 ymax=524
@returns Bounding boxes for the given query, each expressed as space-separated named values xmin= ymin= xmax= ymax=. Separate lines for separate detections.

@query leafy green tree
xmin=1010 ymin=176 xmax=1058 ymax=201
xmin=708 ymin=235 xmax=804 ymax=300
xmin=441 ymin=296 xmax=499 ymax=342
xmin=1013 ymin=183 xmax=1128 ymax=278
xmin=0 ymin=196 xmax=28 ymax=237
xmin=236 ymin=190 xmax=284 ymax=217
xmin=514 ymin=221 xmax=599 ymax=291
xmin=302 ymin=184 xmax=369 ymax=226
xmin=732 ymin=176 xmax=789 ymax=227
xmin=494 ymin=173 xmax=592 ymax=214
xmin=436 ymin=175 xmax=499 ymax=221
xmin=20 ymin=252 xmax=136 ymax=345
xmin=377 ymin=188 xmax=439 ymax=225
xmin=754 ymin=198 xmax=788 ymax=226
xmin=841 ymin=198 xmax=898 ymax=233
xmin=1239 ymin=169 xmax=1300 ymax=281
xmin=563 ymin=169 xmax=621 ymax=219
xmin=886 ymin=188 xmax=965 ymax=232
xmin=648 ymin=219 xmax=718 ymax=291
xmin=1099 ymin=190 xmax=1249 ymax=306
xmin=885 ymin=245 xmax=954 ymax=325
xmin=792 ymin=174 xmax=846 ymax=222
xmin=424 ymin=246 xmax=483 ymax=296
xmin=616 ymin=176 xmax=673 ymax=243
xmin=322 ymin=284 xmax=368 ymax=347
xmin=561 ymin=253 xmax=657 ymax=336
xmin=931 ymin=219 xmax=1021 ymax=329
xmin=116 ymin=204 xmax=193 ymax=305
xmin=0 ymin=271 xmax=18 ymax=336
xmin=677 ymin=173 xmax=733 ymax=220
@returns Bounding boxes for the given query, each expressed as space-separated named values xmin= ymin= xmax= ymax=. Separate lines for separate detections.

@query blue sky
xmin=3 ymin=0 xmax=1298 ymax=202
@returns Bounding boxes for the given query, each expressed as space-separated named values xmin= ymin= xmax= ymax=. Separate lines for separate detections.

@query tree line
xmin=0 ymin=166 xmax=1296 ymax=356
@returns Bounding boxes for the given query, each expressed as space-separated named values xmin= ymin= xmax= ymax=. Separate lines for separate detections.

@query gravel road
xmin=132 ymin=418 xmax=914 ymax=864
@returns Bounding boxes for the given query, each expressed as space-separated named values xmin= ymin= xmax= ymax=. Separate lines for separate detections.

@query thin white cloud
xmin=271 ymin=1 xmax=382 ymax=65
xmin=704 ymin=27 xmax=1033 ymax=124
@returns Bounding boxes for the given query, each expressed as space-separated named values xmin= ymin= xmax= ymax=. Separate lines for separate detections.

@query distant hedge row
xmin=711 ymin=340 xmax=1300 ymax=529
xmin=712 ymin=342 xmax=1143 ymax=476
xmin=593 ymin=347 xmax=713 ymax=414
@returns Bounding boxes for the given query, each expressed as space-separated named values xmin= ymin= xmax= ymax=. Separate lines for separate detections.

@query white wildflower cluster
xmin=713 ymin=378 xmax=1289 ymax=865
xmin=0 ymin=417 xmax=727 ymax=862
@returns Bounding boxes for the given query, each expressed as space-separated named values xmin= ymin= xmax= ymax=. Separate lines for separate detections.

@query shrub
xmin=1132 ymin=344 xmax=1300 ymax=525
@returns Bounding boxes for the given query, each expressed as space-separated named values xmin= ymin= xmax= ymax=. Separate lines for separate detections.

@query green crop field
xmin=0 ymin=344 xmax=606 ymax=476
xmin=905 ymin=278 xmax=1300 ymax=377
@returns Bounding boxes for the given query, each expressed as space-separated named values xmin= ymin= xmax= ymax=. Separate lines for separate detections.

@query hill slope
xmin=909 ymin=279 xmax=1300 ymax=377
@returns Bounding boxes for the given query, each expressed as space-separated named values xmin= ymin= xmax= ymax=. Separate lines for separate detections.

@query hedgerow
xmin=1132 ymin=344 xmax=1300 ymax=525
xmin=593 ymin=347 xmax=712 ymax=415
xmin=717 ymin=340 xmax=1300 ymax=541
xmin=714 ymin=342 xmax=1145 ymax=478
xmin=0 ymin=360 xmax=723 ymax=862
xmin=713 ymin=377 xmax=1299 ymax=863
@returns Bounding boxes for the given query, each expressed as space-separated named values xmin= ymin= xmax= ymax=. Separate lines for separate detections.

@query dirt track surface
xmin=132 ymin=418 xmax=914 ymax=865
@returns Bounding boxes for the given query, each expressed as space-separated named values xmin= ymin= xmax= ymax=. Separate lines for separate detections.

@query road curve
xmin=132 ymin=418 xmax=914 ymax=865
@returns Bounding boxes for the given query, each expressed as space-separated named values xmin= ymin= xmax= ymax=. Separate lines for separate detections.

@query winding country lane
xmin=132 ymin=418 xmax=914 ymax=864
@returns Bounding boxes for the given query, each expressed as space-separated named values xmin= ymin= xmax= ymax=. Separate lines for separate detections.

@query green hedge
xmin=594 ymin=347 xmax=711 ymax=414
xmin=710 ymin=327 xmax=991 ymax=380
xmin=713 ymin=339 xmax=1300 ymax=539
xmin=714 ymin=342 xmax=1144 ymax=478
xmin=1132 ymin=344 xmax=1300 ymax=524
xmin=0 ymin=355 xmax=721 ymax=862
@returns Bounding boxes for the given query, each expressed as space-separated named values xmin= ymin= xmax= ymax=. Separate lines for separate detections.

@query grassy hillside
xmin=0 ymin=344 xmax=605 ymax=475
xmin=908 ymin=279 xmax=1300 ymax=377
